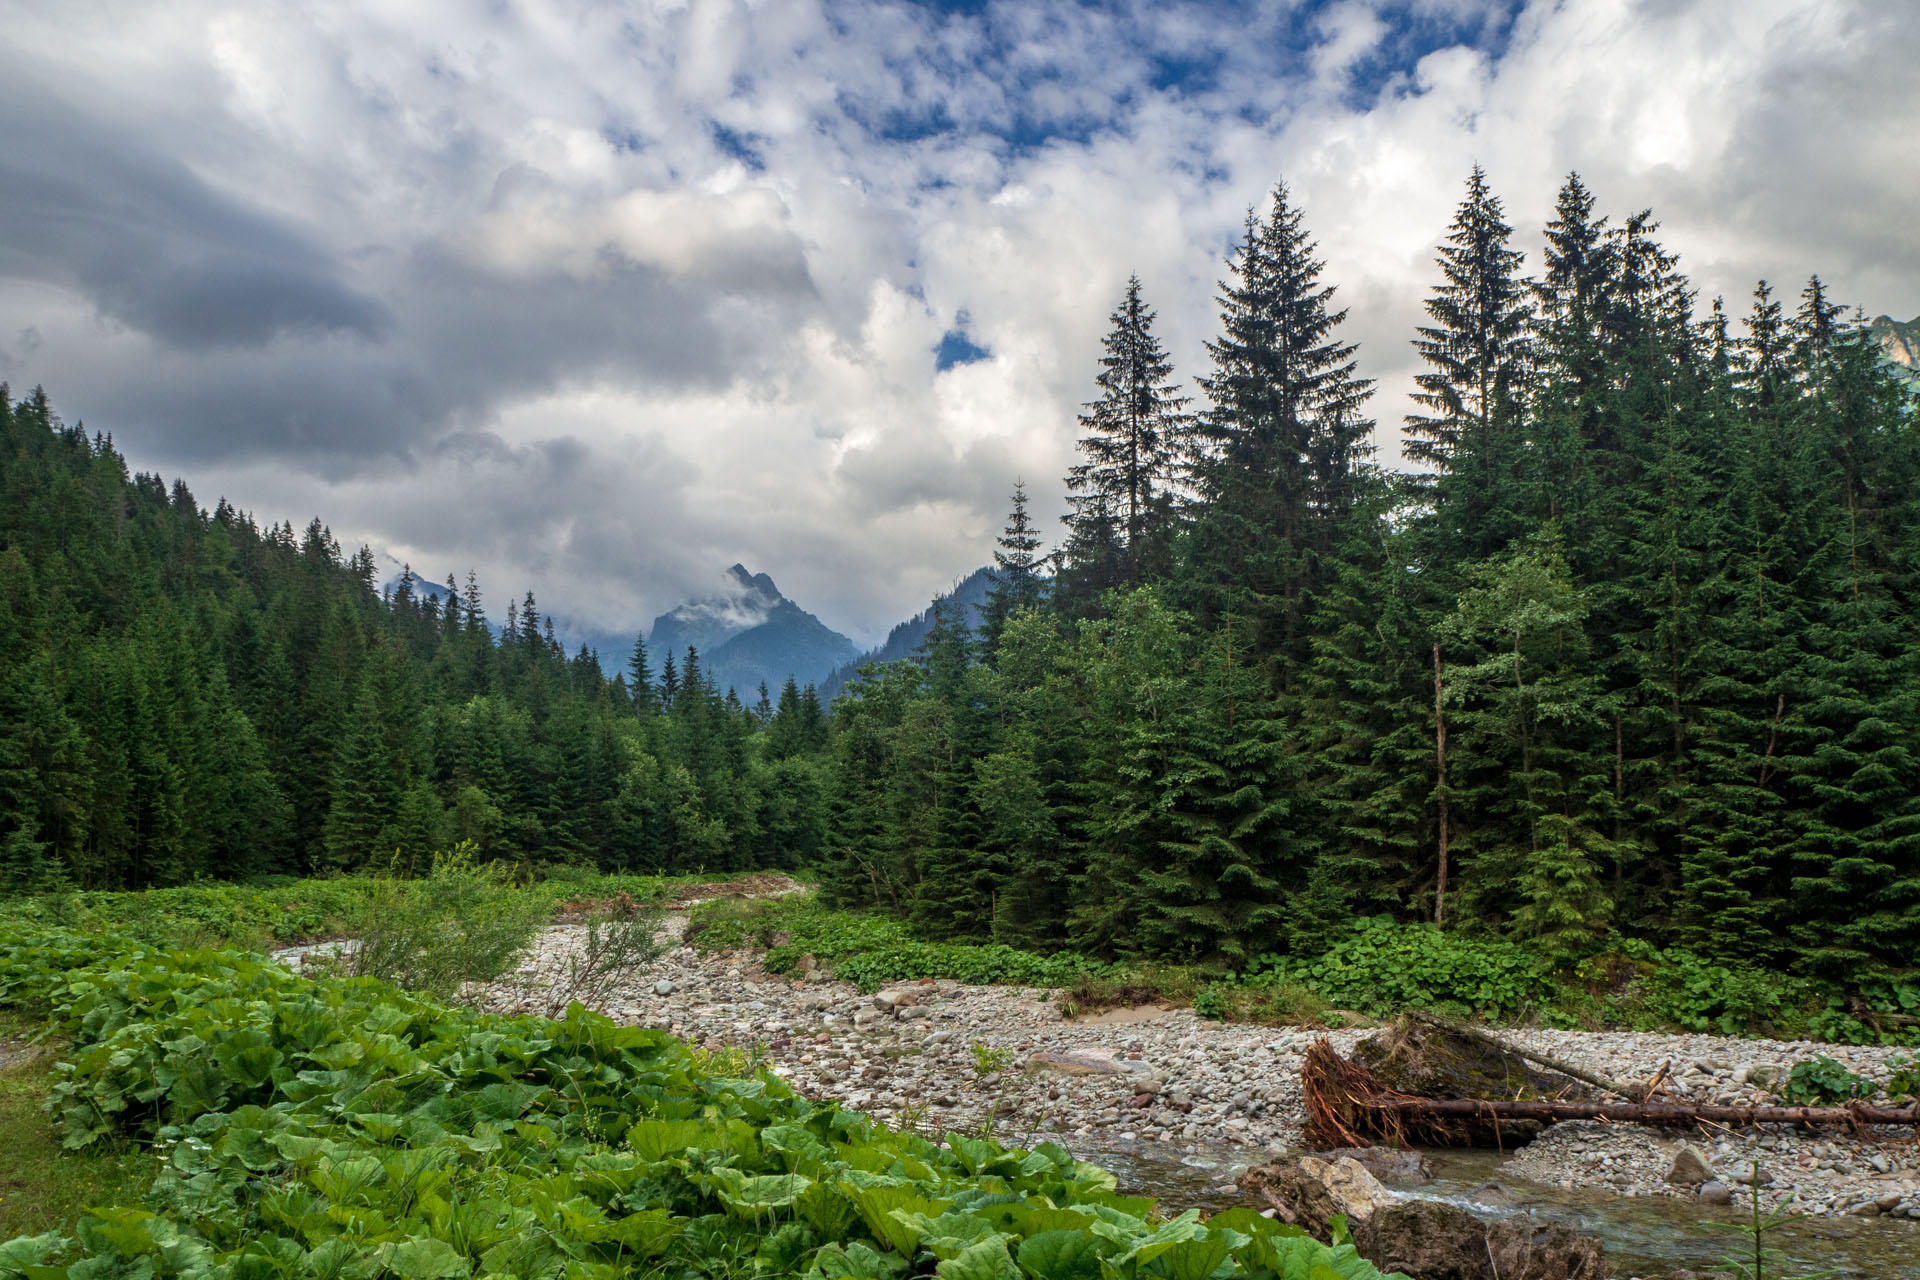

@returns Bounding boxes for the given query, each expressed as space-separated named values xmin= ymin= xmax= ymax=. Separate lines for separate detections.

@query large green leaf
xmin=934 ymin=1238 xmax=1023 ymax=1280
xmin=383 ymin=1238 xmax=470 ymax=1280
xmin=805 ymin=1242 xmax=905 ymax=1280
xmin=1014 ymin=1230 xmax=1102 ymax=1280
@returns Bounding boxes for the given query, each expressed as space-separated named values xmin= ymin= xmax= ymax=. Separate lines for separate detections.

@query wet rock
xmin=1235 ymin=1156 xmax=1384 ymax=1231
xmin=1668 ymin=1144 xmax=1713 ymax=1185
xmin=1313 ymin=1147 xmax=1432 ymax=1184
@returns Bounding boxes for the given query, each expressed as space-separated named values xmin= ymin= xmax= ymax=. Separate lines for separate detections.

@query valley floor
xmin=455 ymin=922 xmax=1920 ymax=1230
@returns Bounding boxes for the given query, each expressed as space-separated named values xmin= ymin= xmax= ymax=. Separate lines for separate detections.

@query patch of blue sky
xmin=601 ymin=122 xmax=648 ymax=155
xmin=709 ymin=122 xmax=767 ymax=171
xmin=934 ymin=325 xmax=991 ymax=371
xmin=829 ymin=0 xmax=1522 ymax=152
xmin=1314 ymin=1 xmax=1524 ymax=107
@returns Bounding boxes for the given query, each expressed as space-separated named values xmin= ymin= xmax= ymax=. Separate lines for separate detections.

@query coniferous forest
xmin=4 ymin=169 xmax=1917 ymax=981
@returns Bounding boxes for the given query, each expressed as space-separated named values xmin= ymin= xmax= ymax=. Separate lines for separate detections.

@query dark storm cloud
xmin=0 ymin=71 xmax=388 ymax=350
xmin=24 ymin=240 xmax=814 ymax=474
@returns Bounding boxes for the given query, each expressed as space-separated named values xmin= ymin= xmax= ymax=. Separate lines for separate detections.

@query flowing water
xmin=1070 ymin=1137 xmax=1920 ymax=1278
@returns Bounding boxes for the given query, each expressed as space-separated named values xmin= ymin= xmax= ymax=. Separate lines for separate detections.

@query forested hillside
xmin=819 ymin=171 xmax=1920 ymax=978
xmin=0 ymin=392 xmax=829 ymax=887
xmin=4 ymin=167 xmax=1917 ymax=985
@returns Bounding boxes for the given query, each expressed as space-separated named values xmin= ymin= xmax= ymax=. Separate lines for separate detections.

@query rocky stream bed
xmin=282 ymin=903 xmax=1920 ymax=1278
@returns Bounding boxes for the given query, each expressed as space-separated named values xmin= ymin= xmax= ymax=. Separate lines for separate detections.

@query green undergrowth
xmin=0 ymin=868 xmax=713 ymax=954
xmin=1188 ymin=921 xmax=1917 ymax=1045
xmin=0 ymin=926 xmax=1402 ymax=1280
xmin=691 ymin=897 xmax=1919 ymax=1045
xmin=688 ymin=899 xmax=1119 ymax=994
xmin=0 ymin=1014 xmax=155 ymax=1245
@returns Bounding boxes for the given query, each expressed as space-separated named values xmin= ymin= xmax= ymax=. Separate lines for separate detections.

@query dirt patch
xmin=663 ymin=873 xmax=806 ymax=908
xmin=0 ymin=1040 xmax=43 ymax=1072
xmin=1069 ymin=1004 xmax=1177 ymax=1027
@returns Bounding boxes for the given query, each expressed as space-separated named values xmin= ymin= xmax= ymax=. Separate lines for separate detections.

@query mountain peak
xmin=727 ymin=563 xmax=782 ymax=601
xmin=648 ymin=564 xmax=857 ymax=695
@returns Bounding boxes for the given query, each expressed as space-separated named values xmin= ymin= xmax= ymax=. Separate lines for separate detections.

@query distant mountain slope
xmin=1873 ymin=314 xmax=1918 ymax=379
xmin=648 ymin=565 xmax=784 ymax=662
xmin=820 ymin=566 xmax=996 ymax=701
xmin=648 ymin=564 xmax=857 ymax=698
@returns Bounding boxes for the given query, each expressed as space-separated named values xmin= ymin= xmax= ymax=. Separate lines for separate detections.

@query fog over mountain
xmin=647 ymin=565 xmax=857 ymax=700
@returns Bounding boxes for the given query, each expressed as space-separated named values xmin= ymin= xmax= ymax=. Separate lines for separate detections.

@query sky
xmin=2 ymin=0 xmax=1916 ymax=646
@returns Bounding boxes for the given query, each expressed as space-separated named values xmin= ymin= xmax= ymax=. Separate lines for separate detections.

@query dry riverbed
xmin=473 ymin=921 xmax=1920 ymax=1231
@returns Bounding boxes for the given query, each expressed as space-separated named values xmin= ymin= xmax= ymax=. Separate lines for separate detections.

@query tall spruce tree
xmin=1407 ymin=165 xmax=1534 ymax=562
xmin=1185 ymin=182 xmax=1375 ymax=674
xmin=1065 ymin=276 xmax=1192 ymax=586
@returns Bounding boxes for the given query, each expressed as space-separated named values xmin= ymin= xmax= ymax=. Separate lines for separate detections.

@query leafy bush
xmin=1782 ymin=1056 xmax=1875 ymax=1106
xmin=340 ymin=846 xmax=550 ymax=999
xmin=0 ymin=868 xmax=697 ymax=955
xmin=1254 ymin=917 xmax=1554 ymax=1022
xmin=1887 ymin=1055 xmax=1919 ymax=1102
xmin=531 ymin=903 xmax=668 ymax=1018
xmin=0 ymin=923 xmax=1408 ymax=1280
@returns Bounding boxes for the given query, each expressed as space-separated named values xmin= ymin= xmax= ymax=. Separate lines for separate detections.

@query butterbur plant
xmin=1781 ymin=1057 xmax=1874 ymax=1107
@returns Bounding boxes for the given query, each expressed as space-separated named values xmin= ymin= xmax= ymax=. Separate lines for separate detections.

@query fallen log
xmin=1381 ymin=1097 xmax=1920 ymax=1129
xmin=1302 ymin=1039 xmax=1920 ymax=1150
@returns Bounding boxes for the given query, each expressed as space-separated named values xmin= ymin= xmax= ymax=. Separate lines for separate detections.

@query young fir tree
xmin=981 ymin=482 xmax=1046 ymax=645
xmin=627 ymin=633 xmax=654 ymax=715
xmin=1064 ymin=276 xmax=1193 ymax=586
xmin=1527 ymin=173 xmax=1616 ymax=528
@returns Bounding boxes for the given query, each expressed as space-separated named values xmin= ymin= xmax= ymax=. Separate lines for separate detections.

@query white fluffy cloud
xmin=1 ymin=0 xmax=1915 ymax=642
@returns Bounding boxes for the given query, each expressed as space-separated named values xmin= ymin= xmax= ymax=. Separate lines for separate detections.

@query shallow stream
xmin=1072 ymin=1137 xmax=1920 ymax=1278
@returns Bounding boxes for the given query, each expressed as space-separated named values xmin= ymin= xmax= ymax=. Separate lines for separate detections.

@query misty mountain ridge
xmin=648 ymin=564 xmax=858 ymax=699
xmin=820 ymin=566 xmax=996 ymax=701
xmin=381 ymin=561 xmax=857 ymax=699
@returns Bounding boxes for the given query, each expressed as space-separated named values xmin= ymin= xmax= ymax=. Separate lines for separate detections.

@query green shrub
xmin=1254 ymin=917 xmax=1553 ymax=1022
xmin=689 ymin=897 xmax=910 ymax=960
xmin=340 ymin=846 xmax=550 ymax=999
xmin=1782 ymin=1056 xmax=1875 ymax=1106
xmin=969 ymin=1042 xmax=1014 ymax=1075
xmin=1887 ymin=1054 xmax=1919 ymax=1102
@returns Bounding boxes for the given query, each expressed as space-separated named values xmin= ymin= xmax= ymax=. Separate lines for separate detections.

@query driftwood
xmin=1403 ymin=1010 xmax=1656 ymax=1101
xmin=1302 ymin=1038 xmax=1920 ymax=1150
xmin=1382 ymin=1097 xmax=1920 ymax=1129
